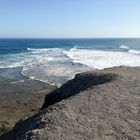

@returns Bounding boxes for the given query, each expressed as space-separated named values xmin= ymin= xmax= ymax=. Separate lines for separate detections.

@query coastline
xmin=1 ymin=66 xmax=140 ymax=139
xmin=0 ymin=67 xmax=56 ymax=135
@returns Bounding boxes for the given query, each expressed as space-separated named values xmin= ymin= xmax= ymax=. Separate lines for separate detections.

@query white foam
xmin=119 ymin=45 xmax=129 ymax=49
xmin=128 ymin=49 xmax=140 ymax=55
xmin=22 ymin=63 xmax=89 ymax=87
xmin=27 ymin=47 xmax=62 ymax=53
xmin=64 ymin=48 xmax=140 ymax=69
xmin=0 ymin=48 xmax=62 ymax=69
xmin=19 ymin=47 xmax=89 ymax=86
xmin=1 ymin=47 xmax=140 ymax=86
xmin=70 ymin=47 xmax=78 ymax=51
xmin=0 ymin=61 xmax=27 ymax=68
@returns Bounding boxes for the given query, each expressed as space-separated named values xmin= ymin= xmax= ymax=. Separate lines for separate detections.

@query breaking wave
xmin=119 ymin=45 xmax=129 ymax=50
xmin=63 ymin=47 xmax=140 ymax=69
xmin=128 ymin=49 xmax=140 ymax=55
xmin=0 ymin=46 xmax=140 ymax=86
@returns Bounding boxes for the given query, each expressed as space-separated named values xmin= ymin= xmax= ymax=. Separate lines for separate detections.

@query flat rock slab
xmin=0 ymin=67 xmax=55 ymax=136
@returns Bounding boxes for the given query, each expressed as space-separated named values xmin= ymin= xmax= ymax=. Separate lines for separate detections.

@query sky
xmin=0 ymin=0 xmax=140 ymax=38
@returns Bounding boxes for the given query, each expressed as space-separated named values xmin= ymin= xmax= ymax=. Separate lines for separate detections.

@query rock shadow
xmin=42 ymin=72 xmax=117 ymax=110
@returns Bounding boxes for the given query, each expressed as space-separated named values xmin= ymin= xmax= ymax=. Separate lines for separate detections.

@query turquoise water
xmin=0 ymin=38 xmax=140 ymax=86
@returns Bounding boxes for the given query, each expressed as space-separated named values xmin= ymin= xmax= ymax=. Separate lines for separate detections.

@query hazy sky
xmin=0 ymin=0 xmax=140 ymax=38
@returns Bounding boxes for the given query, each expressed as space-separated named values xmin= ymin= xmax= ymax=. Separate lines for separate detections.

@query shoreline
xmin=0 ymin=67 xmax=56 ymax=135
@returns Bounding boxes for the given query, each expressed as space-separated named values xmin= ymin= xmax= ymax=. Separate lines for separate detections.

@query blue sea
xmin=0 ymin=38 xmax=140 ymax=86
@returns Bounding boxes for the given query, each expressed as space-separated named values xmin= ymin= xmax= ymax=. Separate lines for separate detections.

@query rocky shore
xmin=0 ymin=67 xmax=56 ymax=136
xmin=1 ymin=66 xmax=140 ymax=140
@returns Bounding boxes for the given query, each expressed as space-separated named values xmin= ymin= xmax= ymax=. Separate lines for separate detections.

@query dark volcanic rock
xmin=1 ymin=67 xmax=140 ymax=140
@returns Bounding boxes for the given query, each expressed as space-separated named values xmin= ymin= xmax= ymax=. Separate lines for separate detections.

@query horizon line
xmin=0 ymin=37 xmax=140 ymax=39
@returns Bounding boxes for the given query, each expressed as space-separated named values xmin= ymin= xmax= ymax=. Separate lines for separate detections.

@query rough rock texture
xmin=1 ymin=66 xmax=140 ymax=140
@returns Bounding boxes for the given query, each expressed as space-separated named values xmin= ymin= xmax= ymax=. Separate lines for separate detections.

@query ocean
xmin=0 ymin=38 xmax=140 ymax=86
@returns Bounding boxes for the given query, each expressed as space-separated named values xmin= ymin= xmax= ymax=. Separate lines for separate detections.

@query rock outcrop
xmin=1 ymin=67 xmax=140 ymax=140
